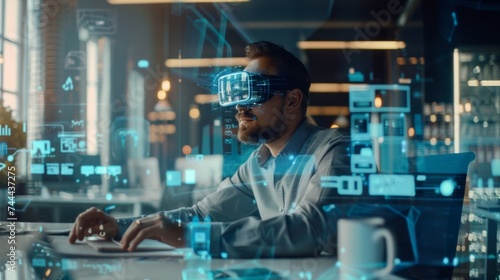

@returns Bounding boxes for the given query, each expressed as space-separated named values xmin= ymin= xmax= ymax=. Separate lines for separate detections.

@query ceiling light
xmin=467 ymin=79 xmax=500 ymax=87
xmin=165 ymin=57 xmax=248 ymax=68
xmin=480 ymin=80 xmax=500 ymax=86
xmin=194 ymin=94 xmax=218 ymax=104
xmin=310 ymin=83 xmax=368 ymax=93
xmin=307 ymin=106 xmax=349 ymax=116
xmin=109 ymin=0 xmax=249 ymax=4
xmin=297 ymin=41 xmax=406 ymax=50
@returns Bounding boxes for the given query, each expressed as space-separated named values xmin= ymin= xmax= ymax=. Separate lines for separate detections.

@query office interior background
xmin=0 ymin=0 xmax=499 ymax=278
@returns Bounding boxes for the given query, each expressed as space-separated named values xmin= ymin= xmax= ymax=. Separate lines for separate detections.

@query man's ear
xmin=286 ymin=88 xmax=303 ymax=112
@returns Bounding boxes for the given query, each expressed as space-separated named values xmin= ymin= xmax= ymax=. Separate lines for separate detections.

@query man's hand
xmin=68 ymin=207 xmax=119 ymax=243
xmin=120 ymin=213 xmax=186 ymax=252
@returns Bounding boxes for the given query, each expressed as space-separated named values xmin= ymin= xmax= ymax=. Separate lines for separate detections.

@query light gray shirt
xmin=118 ymin=119 xmax=352 ymax=258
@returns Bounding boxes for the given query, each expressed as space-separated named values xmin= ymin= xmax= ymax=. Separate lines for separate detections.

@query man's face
xmin=235 ymin=57 xmax=291 ymax=145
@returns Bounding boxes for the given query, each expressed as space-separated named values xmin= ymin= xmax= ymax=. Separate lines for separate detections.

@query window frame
xmin=0 ymin=0 xmax=24 ymax=121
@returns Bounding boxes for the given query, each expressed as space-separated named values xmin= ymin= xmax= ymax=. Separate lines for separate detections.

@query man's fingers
xmin=126 ymin=227 xmax=149 ymax=252
xmin=120 ymin=219 xmax=142 ymax=251
xmin=68 ymin=207 xmax=108 ymax=243
xmin=121 ymin=214 xmax=164 ymax=251
xmin=68 ymin=222 xmax=79 ymax=243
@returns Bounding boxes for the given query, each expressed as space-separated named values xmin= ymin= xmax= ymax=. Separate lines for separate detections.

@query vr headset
xmin=217 ymin=71 xmax=297 ymax=107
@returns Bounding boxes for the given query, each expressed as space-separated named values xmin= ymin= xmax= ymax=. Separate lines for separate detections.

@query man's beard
xmin=237 ymin=106 xmax=289 ymax=145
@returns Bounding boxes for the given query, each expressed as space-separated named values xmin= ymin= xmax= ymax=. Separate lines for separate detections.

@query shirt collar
xmin=255 ymin=118 xmax=317 ymax=167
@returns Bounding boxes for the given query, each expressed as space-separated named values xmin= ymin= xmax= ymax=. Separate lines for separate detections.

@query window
xmin=0 ymin=0 xmax=22 ymax=120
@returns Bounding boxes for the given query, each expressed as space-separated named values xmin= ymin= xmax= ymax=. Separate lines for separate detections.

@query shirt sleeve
xmin=209 ymin=133 xmax=353 ymax=258
xmin=115 ymin=165 xmax=260 ymax=241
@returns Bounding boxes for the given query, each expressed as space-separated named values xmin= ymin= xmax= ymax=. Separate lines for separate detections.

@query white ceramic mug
xmin=337 ymin=217 xmax=396 ymax=279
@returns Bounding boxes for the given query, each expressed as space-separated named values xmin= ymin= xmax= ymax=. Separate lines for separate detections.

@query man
xmin=69 ymin=41 xmax=352 ymax=258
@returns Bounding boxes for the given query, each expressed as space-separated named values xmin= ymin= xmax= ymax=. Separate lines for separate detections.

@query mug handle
xmin=372 ymin=228 xmax=396 ymax=277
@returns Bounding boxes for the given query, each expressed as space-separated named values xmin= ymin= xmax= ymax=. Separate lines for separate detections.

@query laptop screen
xmin=339 ymin=152 xmax=475 ymax=279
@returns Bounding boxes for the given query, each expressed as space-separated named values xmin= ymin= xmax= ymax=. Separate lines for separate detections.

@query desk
xmin=14 ymin=193 xmax=160 ymax=222
xmin=1 ymin=223 xmax=406 ymax=280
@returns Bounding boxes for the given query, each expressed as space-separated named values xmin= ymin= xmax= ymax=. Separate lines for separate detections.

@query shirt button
xmin=279 ymin=208 xmax=284 ymax=212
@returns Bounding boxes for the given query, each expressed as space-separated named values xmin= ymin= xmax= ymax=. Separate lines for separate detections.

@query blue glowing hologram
xmin=81 ymin=165 xmax=95 ymax=177
xmin=173 ymin=154 xmax=223 ymax=197
xmin=350 ymin=113 xmax=370 ymax=141
xmin=349 ymin=85 xmax=410 ymax=113
xmin=381 ymin=113 xmax=406 ymax=137
xmin=32 ymin=258 xmax=46 ymax=267
xmin=0 ymin=125 xmax=11 ymax=136
xmin=320 ymin=175 xmax=363 ymax=196
xmin=61 ymin=259 xmax=78 ymax=270
xmin=439 ymin=179 xmax=456 ymax=196
xmin=95 ymin=166 xmax=107 ymax=175
xmin=351 ymin=142 xmax=377 ymax=173
xmin=184 ymin=169 xmax=196 ymax=185
xmin=64 ymin=50 xmax=86 ymax=70
xmin=166 ymin=170 xmax=181 ymax=187
xmin=111 ymin=117 xmax=150 ymax=161
xmin=348 ymin=70 xmax=365 ymax=82
xmin=61 ymin=76 xmax=74 ymax=91
xmin=77 ymin=9 xmax=117 ymax=35
xmin=185 ymin=259 xmax=285 ymax=280
xmin=107 ymin=165 xmax=122 ymax=177
xmin=30 ymin=164 xmax=45 ymax=175
xmin=105 ymin=193 xmax=113 ymax=201
xmin=70 ymin=119 xmax=84 ymax=128
xmin=189 ymin=216 xmax=211 ymax=257
xmin=59 ymin=132 xmax=87 ymax=153
xmin=368 ymin=174 xmax=415 ymax=197
xmin=61 ymin=163 xmax=74 ymax=175
xmin=118 ymin=129 xmax=139 ymax=148
xmin=0 ymin=141 xmax=7 ymax=155
xmin=137 ymin=59 xmax=149 ymax=68
xmin=31 ymin=140 xmax=52 ymax=157
xmin=46 ymin=163 xmax=60 ymax=175
xmin=185 ymin=154 xmax=204 ymax=161
xmin=60 ymin=137 xmax=78 ymax=153
xmin=492 ymin=159 xmax=500 ymax=176
xmin=208 ymin=267 xmax=283 ymax=280
xmin=322 ymin=204 xmax=336 ymax=213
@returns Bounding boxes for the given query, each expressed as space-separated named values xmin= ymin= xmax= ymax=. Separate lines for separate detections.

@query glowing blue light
xmin=440 ymin=179 xmax=455 ymax=196
xmin=137 ymin=60 xmax=149 ymax=68
xmin=105 ymin=205 xmax=116 ymax=213
xmin=443 ymin=257 xmax=449 ymax=265
xmin=394 ymin=258 xmax=401 ymax=265
xmin=221 ymin=252 xmax=228 ymax=259
xmin=106 ymin=193 xmax=113 ymax=201
xmin=32 ymin=258 xmax=46 ymax=267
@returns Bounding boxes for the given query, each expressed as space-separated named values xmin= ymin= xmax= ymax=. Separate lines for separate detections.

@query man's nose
xmin=235 ymin=103 xmax=251 ymax=111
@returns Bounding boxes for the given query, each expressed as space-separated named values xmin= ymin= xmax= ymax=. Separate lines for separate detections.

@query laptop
xmin=85 ymin=236 xmax=175 ymax=252
xmin=346 ymin=152 xmax=475 ymax=279
xmin=22 ymin=233 xmax=181 ymax=280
